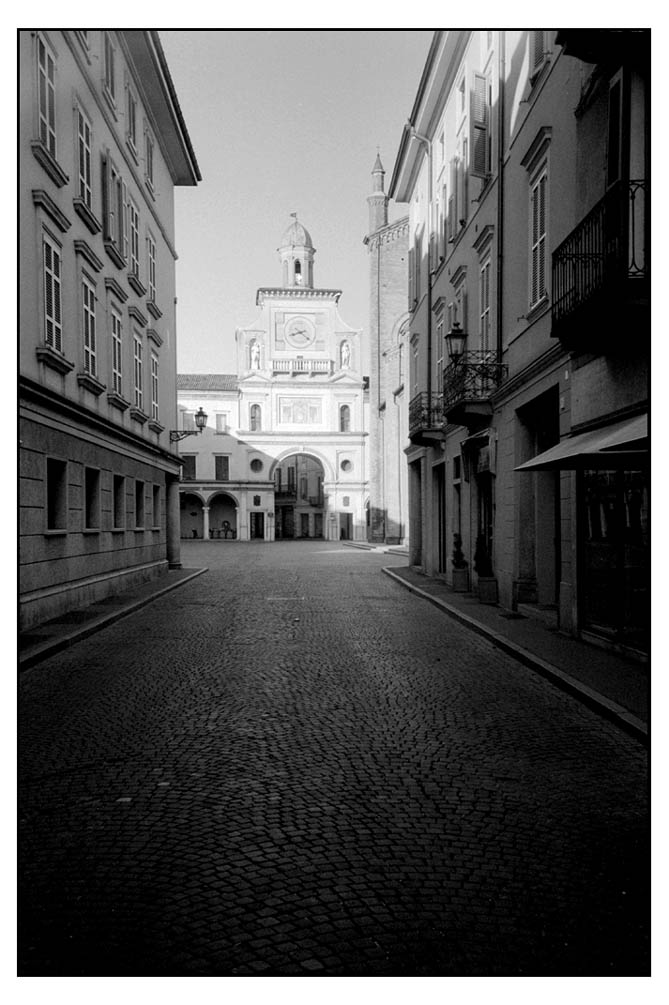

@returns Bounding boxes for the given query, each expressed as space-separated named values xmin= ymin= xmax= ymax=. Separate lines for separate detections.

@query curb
xmin=19 ymin=568 xmax=208 ymax=672
xmin=382 ymin=566 xmax=647 ymax=745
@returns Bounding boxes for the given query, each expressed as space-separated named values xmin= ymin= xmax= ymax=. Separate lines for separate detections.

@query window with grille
xmin=113 ymin=474 xmax=125 ymax=529
xmin=46 ymin=457 xmax=67 ymax=531
xmin=103 ymin=32 xmax=116 ymax=103
xmin=339 ymin=404 xmax=351 ymax=432
xmin=76 ymin=107 xmax=92 ymax=208
xmin=150 ymin=353 xmax=159 ymax=420
xmin=128 ymin=198 xmax=140 ymax=278
xmin=215 ymin=455 xmax=230 ymax=481
xmin=43 ymin=233 xmax=62 ymax=352
xmin=147 ymin=232 xmax=157 ymax=302
xmin=529 ymin=168 xmax=548 ymax=308
xmin=37 ymin=33 xmax=56 ymax=158
xmin=84 ymin=467 xmax=100 ymax=529
xmin=111 ymin=307 xmax=123 ymax=395
xmin=82 ymin=275 xmax=97 ymax=376
xmin=152 ymin=484 xmax=161 ymax=528
xmin=133 ymin=335 xmax=143 ymax=410
xmin=480 ymin=257 xmax=491 ymax=350
xmin=135 ymin=479 xmax=144 ymax=528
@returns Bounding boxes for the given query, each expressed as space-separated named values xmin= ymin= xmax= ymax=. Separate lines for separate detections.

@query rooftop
xmin=177 ymin=373 xmax=239 ymax=392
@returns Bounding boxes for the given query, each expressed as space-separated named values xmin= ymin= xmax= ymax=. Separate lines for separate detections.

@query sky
xmin=158 ymin=30 xmax=434 ymax=376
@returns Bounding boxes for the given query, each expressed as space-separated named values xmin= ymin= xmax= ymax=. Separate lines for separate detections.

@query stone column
xmin=203 ymin=505 xmax=210 ymax=540
xmin=166 ymin=477 xmax=182 ymax=569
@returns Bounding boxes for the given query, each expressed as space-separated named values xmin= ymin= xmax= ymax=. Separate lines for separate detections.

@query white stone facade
xmin=177 ymin=220 xmax=369 ymax=542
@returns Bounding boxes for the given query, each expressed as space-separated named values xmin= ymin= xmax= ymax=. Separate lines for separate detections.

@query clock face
xmin=285 ymin=316 xmax=315 ymax=348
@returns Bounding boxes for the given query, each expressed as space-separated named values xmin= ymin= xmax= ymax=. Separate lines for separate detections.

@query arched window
xmin=339 ymin=404 xmax=351 ymax=432
xmin=250 ymin=404 xmax=262 ymax=431
xmin=294 ymin=260 xmax=302 ymax=285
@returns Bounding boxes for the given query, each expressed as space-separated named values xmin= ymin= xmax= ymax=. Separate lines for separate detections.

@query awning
xmin=515 ymin=414 xmax=648 ymax=471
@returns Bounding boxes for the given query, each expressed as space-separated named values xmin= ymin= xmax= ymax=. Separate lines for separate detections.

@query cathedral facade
xmin=176 ymin=218 xmax=369 ymax=542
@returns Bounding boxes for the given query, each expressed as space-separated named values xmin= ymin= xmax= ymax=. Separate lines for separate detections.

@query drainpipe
xmin=496 ymin=33 xmax=506 ymax=359
xmin=408 ymin=125 xmax=433 ymax=413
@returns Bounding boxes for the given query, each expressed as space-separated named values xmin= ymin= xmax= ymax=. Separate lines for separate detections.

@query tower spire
xmin=368 ymin=152 xmax=389 ymax=232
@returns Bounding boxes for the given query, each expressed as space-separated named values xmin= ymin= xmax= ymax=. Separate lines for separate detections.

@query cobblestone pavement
xmin=18 ymin=541 xmax=649 ymax=976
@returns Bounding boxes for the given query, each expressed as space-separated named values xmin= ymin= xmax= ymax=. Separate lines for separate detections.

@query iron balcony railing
xmin=552 ymin=179 xmax=647 ymax=329
xmin=408 ymin=392 xmax=443 ymax=436
xmin=442 ymin=350 xmax=507 ymax=414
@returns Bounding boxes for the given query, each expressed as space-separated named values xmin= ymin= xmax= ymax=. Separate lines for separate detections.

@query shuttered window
xmin=77 ymin=107 xmax=92 ymax=208
xmin=129 ymin=197 xmax=140 ymax=277
xmin=147 ymin=232 xmax=157 ymax=302
xmin=102 ymin=155 xmax=127 ymax=260
xmin=530 ymin=31 xmax=548 ymax=80
xmin=470 ymin=72 xmax=490 ymax=179
xmin=43 ymin=235 xmax=62 ymax=352
xmin=480 ymin=258 xmax=491 ymax=351
xmin=37 ymin=34 xmax=56 ymax=158
xmin=133 ymin=335 xmax=143 ymax=410
xmin=408 ymin=247 xmax=415 ymax=306
xmin=530 ymin=169 xmax=548 ymax=308
xmin=215 ymin=455 xmax=230 ymax=481
xmin=111 ymin=306 xmax=123 ymax=395
xmin=150 ymin=353 xmax=159 ymax=420
xmin=82 ymin=276 xmax=97 ymax=376
xmin=104 ymin=32 xmax=116 ymax=102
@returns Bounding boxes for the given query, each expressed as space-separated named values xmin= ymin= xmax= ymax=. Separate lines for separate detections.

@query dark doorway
xmin=250 ymin=512 xmax=264 ymax=540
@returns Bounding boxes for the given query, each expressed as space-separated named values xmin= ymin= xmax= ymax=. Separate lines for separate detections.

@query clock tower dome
xmin=278 ymin=213 xmax=315 ymax=289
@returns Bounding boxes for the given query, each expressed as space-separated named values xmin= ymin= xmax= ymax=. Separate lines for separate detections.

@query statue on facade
xmin=250 ymin=340 xmax=260 ymax=369
xmin=341 ymin=341 xmax=351 ymax=369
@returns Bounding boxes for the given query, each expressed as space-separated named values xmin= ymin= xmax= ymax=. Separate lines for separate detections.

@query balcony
xmin=271 ymin=358 xmax=332 ymax=375
xmin=551 ymin=180 xmax=648 ymax=351
xmin=442 ymin=351 xmax=507 ymax=429
xmin=408 ymin=392 xmax=444 ymax=445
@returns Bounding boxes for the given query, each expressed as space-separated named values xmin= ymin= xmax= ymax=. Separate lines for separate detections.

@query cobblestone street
xmin=18 ymin=541 xmax=649 ymax=976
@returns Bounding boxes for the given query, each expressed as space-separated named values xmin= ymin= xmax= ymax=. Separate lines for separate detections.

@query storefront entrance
xmin=582 ymin=468 xmax=649 ymax=650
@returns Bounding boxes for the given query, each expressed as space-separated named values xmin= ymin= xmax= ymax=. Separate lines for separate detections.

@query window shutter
xmin=470 ymin=73 xmax=489 ymax=178
xmin=457 ymin=152 xmax=466 ymax=225
xmin=408 ymin=247 xmax=415 ymax=306
xmin=102 ymin=154 xmax=112 ymax=241
xmin=448 ymin=158 xmax=457 ymax=239
xmin=121 ymin=181 xmax=129 ymax=260
xmin=531 ymin=30 xmax=545 ymax=73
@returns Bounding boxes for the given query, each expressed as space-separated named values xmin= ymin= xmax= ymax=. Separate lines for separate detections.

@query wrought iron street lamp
xmin=445 ymin=322 xmax=467 ymax=361
xmin=170 ymin=406 xmax=208 ymax=443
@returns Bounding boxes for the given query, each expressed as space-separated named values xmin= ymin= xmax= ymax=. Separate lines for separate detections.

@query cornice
xmin=364 ymin=217 xmax=410 ymax=250
xmin=19 ymin=374 xmax=181 ymax=469
xmin=256 ymin=287 xmax=342 ymax=306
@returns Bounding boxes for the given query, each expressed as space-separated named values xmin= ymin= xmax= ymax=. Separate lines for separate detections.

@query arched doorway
xmin=274 ymin=453 xmax=325 ymax=540
xmin=208 ymin=492 xmax=238 ymax=540
xmin=180 ymin=492 xmax=204 ymax=539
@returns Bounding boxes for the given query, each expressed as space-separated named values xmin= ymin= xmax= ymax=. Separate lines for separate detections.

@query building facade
xmin=364 ymin=155 xmax=411 ymax=545
xmin=177 ymin=218 xmax=369 ymax=542
xmin=390 ymin=30 xmax=648 ymax=654
xmin=19 ymin=30 xmax=200 ymax=629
